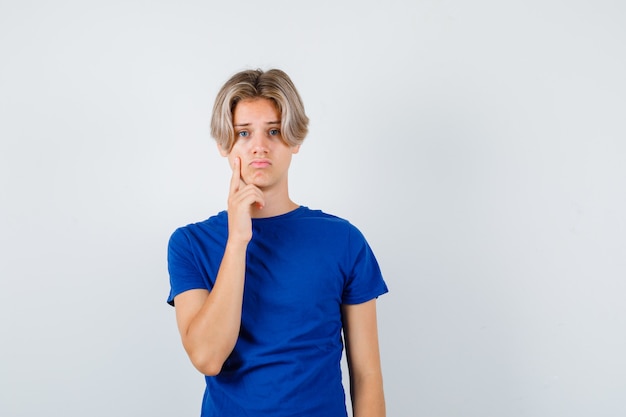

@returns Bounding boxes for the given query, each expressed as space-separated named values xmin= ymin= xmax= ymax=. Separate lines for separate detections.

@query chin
xmin=246 ymin=174 xmax=270 ymax=187
xmin=252 ymin=181 xmax=271 ymax=189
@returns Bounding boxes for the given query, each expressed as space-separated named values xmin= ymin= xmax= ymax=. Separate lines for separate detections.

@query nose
xmin=250 ymin=133 xmax=269 ymax=154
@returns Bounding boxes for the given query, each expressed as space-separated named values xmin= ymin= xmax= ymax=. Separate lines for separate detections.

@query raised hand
xmin=173 ymin=156 xmax=257 ymax=377
xmin=226 ymin=157 xmax=265 ymax=244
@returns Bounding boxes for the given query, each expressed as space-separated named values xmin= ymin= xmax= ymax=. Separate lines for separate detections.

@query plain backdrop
xmin=1 ymin=1 xmax=625 ymax=416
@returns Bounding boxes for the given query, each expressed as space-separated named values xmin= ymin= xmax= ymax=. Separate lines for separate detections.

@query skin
xmin=173 ymin=98 xmax=385 ymax=416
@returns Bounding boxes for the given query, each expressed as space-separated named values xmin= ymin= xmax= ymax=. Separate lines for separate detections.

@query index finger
xmin=229 ymin=156 xmax=243 ymax=194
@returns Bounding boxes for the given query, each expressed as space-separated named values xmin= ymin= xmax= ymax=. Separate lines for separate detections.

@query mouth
xmin=249 ymin=159 xmax=271 ymax=168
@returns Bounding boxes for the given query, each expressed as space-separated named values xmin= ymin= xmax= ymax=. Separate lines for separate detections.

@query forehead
xmin=233 ymin=98 xmax=280 ymax=124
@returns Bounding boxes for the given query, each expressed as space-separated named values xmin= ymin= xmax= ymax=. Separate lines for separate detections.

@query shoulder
xmin=295 ymin=206 xmax=354 ymax=228
xmin=172 ymin=211 xmax=228 ymax=234
xmin=294 ymin=206 xmax=368 ymax=243
xmin=169 ymin=211 xmax=228 ymax=246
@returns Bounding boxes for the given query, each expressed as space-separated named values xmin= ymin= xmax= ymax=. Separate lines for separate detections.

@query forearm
xmin=183 ymin=240 xmax=247 ymax=375
xmin=342 ymin=300 xmax=386 ymax=417
xmin=351 ymin=372 xmax=386 ymax=417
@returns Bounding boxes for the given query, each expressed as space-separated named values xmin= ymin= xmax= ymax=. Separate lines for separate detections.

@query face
xmin=220 ymin=98 xmax=300 ymax=190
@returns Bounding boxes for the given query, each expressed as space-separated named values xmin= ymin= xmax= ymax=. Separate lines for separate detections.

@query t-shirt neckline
xmin=251 ymin=205 xmax=308 ymax=222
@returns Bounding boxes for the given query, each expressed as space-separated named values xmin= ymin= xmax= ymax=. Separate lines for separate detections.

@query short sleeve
xmin=167 ymin=227 xmax=209 ymax=306
xmin=341 ymin=226 xmax=388 ymax=304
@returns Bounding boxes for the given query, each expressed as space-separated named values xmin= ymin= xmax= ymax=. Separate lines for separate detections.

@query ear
xmin=217 ymin=142 xmax=229 ymax=157
xmin=291 ymin=144 xmax=301 ymax=155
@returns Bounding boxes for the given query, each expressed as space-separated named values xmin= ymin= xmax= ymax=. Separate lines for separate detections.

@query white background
xmin=1 ymin=1 xmax=625 ymax=416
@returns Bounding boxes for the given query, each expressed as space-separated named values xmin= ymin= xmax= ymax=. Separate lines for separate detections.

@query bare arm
xmin=342 ymin=299 xmax=386 ymax=417
xmin=173 ymin=157 xmax=264 ymax=376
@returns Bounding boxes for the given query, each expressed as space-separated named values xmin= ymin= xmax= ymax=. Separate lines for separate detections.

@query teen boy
xmin=167 ymin=69 xmax=388 ymax=416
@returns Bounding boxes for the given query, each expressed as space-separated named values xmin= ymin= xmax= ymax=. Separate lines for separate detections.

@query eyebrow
xmin=234 ymin=120 xmax=281 ymax=127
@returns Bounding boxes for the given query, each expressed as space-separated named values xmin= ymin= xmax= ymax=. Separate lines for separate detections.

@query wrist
xmin=225 ymin=237 xmax=250 ymax=252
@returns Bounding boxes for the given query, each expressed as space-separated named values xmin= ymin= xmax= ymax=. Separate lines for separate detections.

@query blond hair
xmin=210 ymin=69 xmax=309 ymax=152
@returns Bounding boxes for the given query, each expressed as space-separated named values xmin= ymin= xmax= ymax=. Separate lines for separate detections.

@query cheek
xmin=229 ymin=140 xmax=247 ymax=155
xmin=228 ymin=142 xmax=244 ymax=159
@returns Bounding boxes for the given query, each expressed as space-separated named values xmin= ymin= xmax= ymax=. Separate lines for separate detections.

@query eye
xmin=237 ymin=130 xmax=249 ymax=138
xmin=269 ymin=128 xmax=280 ymax=136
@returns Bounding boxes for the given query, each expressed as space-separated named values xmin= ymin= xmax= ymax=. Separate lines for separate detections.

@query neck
xmin=251 ymin=198 xmax=299 ymax=219
xmin=250 ymin=184 xmax=298 ymax=218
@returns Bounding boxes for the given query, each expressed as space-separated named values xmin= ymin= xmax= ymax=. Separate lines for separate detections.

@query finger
xmin=233 ymin=185 xmax=265 ymax=210
xmin=229 ymin=157 xmax=241 ymax=194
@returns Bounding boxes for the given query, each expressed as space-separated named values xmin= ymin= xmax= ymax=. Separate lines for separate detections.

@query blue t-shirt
xmin=167 ymin=206 xmax=388 ymax=417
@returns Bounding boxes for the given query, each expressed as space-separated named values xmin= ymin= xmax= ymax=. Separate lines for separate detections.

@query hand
xmin=226 ymin=157 xmax=265 ymax=244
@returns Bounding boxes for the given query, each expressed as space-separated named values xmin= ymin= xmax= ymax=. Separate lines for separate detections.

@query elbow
xmin=182 ymin=334 xmax=236 ymax=376
xmin=189 ymin=351 xmax=225 ymax=377
xmin=196 ymin=362 xmax=223 ymax=377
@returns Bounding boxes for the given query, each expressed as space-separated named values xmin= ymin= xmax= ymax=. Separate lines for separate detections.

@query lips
xmin=249 ymin=159 xmax=271 ymax=168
